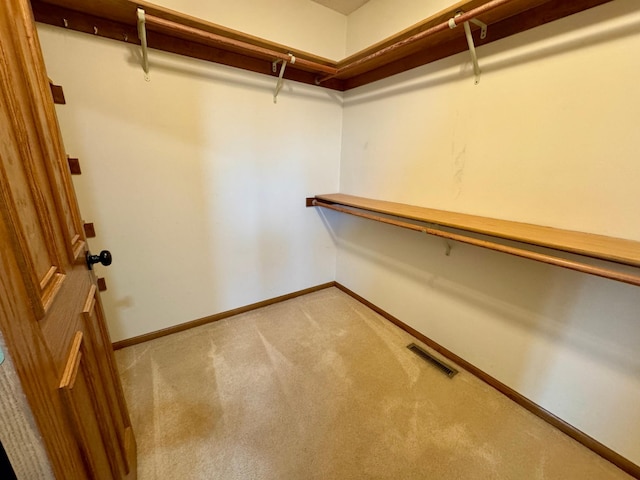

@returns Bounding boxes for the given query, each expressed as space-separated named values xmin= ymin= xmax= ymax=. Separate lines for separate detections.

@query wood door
xmin=0 ymin=1 xmax=136 ymax=479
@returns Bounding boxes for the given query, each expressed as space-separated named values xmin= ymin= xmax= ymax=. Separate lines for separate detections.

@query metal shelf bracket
xmin=273 ymin=53 xmax=295 ymax=103
xmin=469 ymin=18 xmax=488 ymax=40
xmin=137 ymin=8 xmax=150 ymax=81
xmin=448 ymin=12 xmax=487 ymax=85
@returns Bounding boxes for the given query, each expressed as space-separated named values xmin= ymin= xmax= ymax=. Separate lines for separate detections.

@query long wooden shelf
xmin=309 ymin=194 xmax=640 ymax=285
xmin=30 ymin=0 xmax=344 ymax=90
xmin=332 ymin=0 xmax=613 ymax=89
xmin=30 ymin=0 xmax=613 ymax=91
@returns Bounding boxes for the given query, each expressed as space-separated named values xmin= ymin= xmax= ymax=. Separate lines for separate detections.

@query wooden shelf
xmin=332 ymin=0 xmax=613 ymax=89
xmin=312 ymin=193 xmax=640 ymax=268
xmin=31 ymin=0 xmax=613 ymax=91
xmin=30 ymin=0 xmax=344 ymax=90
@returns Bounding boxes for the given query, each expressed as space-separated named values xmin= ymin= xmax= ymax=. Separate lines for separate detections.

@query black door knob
xmin=86 ymin=250 xmax=112 ymax=270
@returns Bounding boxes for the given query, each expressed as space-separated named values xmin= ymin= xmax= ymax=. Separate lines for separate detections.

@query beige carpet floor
xmin=115 ymin=287 xmax=633 ymax=479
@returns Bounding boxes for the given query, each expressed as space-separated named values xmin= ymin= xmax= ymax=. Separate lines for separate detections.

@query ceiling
xmin=311 ymin=0 xmax=370 ymax=15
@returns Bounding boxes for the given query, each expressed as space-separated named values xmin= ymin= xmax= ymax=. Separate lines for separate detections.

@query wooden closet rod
xmin=312 ymin=199 xmax=640 ymax=287
xmin=317 ymin=0 xmax=513 ymax=84
xmin=144 ymin=14 xmax=338 ymax=76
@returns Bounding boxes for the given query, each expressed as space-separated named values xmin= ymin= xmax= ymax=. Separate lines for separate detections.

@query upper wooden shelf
xmin=313 ymin=193 xmax=640 ymax=268
xmin=31 ymin=0 xmax=613 ymax=91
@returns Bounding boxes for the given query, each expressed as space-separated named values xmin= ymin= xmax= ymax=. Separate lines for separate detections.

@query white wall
xmin=337 ymin=0 xmax=640 ymax=465
xmin=37 ymin=0 xmax=344 ymax=342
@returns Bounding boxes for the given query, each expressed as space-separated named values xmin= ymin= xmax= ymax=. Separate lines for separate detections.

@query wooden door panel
xmin=0 ymin=53 xmax=65 ymax=316
xmin=0 ymin=1 xmax=137 ymax=478
xmin=0 ymin=0 xmax=84 ymax=266
xmin=38 ymin=263 xmax=92 ymax=377
xmin=60 ymin=332 xmax=117 ymax=480
xmin=82 ymin=286 xmax=131 ymax=475
xmin=9 ymin=0 xmax=85 ymax=264
xmin=54 ymin=158 xmax=86 ymax=262
xmin=0 ymin=205 xmax=87 ymax=478
xmin=37 ymin=110 xmax=86 ymax=263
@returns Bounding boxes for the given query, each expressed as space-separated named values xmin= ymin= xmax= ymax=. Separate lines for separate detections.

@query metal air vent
xmin=407 ymin=343 xmax=458 ymax=378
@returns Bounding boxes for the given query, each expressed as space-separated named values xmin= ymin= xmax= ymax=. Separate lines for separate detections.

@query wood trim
xmin=112 ymin=282 xmax=336 ymax=350
xmin=336 ymin=0 xmax=611 ymax=85
xmin=144 ymin=14 xmax=337 ymax=76
xmin=82 ymin=223 xmax=95 ymax=238
xmin=81 ymin=285 xmax=97 ymax=315
xmin=30 ymin=0 xmax=613 ymax=91
xmin=30 ymin=0 xmax=337 ymax=66
xmin=48 ymin=82 xmax=65 ymax=104
xmin=334 ymin=281 xmax=640 ymax=479
xmin=124 ymin=427 xmax=136 ymax=477
xmin=343 ymin=0 xmax=611 ymax=84
xmin=320 ymin=0 xmax=516 ymax=83
xmin=59 ymin=331 xmax=83 ymax=390
xmin=31 ymin=1 xmax=345 ymax=92
xmin=67 ymin=157 xmax=81 ymax=175
xmin=40 ymin=271 xmax=65 ymax=312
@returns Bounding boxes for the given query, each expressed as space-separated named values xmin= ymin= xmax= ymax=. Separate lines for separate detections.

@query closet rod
xmin=143 ymin=14 xmax=338 ymax=76
xmin=312 ymin=199 xmax=640 ymax=287
xmin=317 ymin=0 xmax=512 ymax=84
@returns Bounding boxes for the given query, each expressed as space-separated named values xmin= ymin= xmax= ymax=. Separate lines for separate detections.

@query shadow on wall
xmin=125 ymin=44 xmax=343 ymax=107
xmin=325 ymin=211 xmax=640 ymax=384
xmin=343 ymin=0 xmax=640 ymax=107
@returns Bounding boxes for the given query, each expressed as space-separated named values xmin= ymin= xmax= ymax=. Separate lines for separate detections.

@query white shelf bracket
xmin=273 ymin=53 xmax=295 ymax=104
xmin=137 ymin=8 xmax=150 ymax=82
xmin=470 ymin=18 xmax=488 ymax=40
xmin=448 ymin=12 xmax=487 ymax=85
